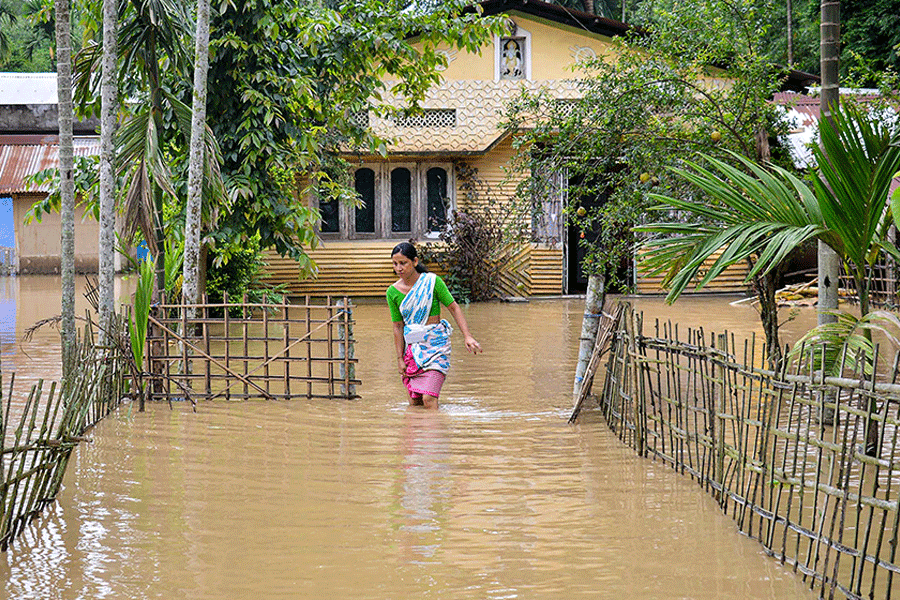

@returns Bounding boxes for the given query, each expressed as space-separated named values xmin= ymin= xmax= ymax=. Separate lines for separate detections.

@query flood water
xmin=1 ymin=277 xmax=819 ymax=599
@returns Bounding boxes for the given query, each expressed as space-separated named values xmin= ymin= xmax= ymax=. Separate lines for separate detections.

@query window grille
xmin=552 ymin=99 xmax=579 ymax=118
xmin=389 ymin=109 xmax=457 ymax=128
xmin=349 ymin=110 xmax=370 ymax=129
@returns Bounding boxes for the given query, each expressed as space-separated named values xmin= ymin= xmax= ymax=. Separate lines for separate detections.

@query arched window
xmin=319 ymin=196 xmax=339 ymax=234
xmin=391 ymin=167 xmax=412 ymax=233
xmin=354 ymin=168 xmax=376 ymax=234
xmin=327 ymin=164 xmax=453 ymax=238
xmin=426 ymin=167 xmax=447 ymax=231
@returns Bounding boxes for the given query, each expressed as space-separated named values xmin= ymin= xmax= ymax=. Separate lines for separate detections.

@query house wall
xmin=13 ymin=193 xmax=100 ymax=273
xmin=260 ymin=10 xmax=747 ymax=299
xmin=264 ymin=136 xmax=564 ymax=298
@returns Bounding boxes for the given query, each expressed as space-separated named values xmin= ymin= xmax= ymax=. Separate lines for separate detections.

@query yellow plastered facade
xmin=263 ymin=7 xmax=750 ymax=298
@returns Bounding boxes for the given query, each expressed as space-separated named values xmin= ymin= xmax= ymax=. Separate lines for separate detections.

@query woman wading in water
xmin=387 ymin=242 xmax=482 ymax=409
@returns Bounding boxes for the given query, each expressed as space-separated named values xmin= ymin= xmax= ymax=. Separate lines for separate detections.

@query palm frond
xmin=636 ymin=152 xmax=824 ymax=301
xmin=789 ymin=310 xmax=900 ymax=377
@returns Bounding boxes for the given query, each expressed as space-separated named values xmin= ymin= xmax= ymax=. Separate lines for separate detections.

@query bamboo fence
xmin=585 ymin=302 xmax=900 ymax=600
xmin=0 ymin=321 xmax=129 ymax=551
xmin=145 ymin=294 xmax=360 ymax=402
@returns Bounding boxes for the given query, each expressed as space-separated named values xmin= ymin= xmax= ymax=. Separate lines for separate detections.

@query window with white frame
xmin=317 ymin=163 xmax=453 ymax=239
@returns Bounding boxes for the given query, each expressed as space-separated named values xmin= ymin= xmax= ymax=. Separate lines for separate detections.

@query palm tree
xmin=98 ymin=0 xmax=117 ymax=343
xmin=0 ymin=0 xmax=17 ymax=63
xmin=183 ymin=0 xmax=212 ymax=311
xmin=817 ymin=0 xmax=841 ymax=328
xmin=75 ymin=0 xmax=223 ymax=299
xmin=55 ymin=0 xmax=76 ymax=374
xmin=636 ymin=104 xmax=900 ymax=364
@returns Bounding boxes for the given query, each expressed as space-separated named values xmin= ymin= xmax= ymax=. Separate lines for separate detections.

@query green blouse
xmin=386 ymin=275 xmax=455 ymax=323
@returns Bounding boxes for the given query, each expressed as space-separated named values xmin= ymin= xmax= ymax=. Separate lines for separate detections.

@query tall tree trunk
xmin=582 ymin=0 xmax=595 ymax=14
xmin=182 ymin=0 xmax=211 ymax=313
xmin=818 ymin=0 xmax=840 ymax=328
xmin=573 ymin=273 xmax=605 ymax=401
xmin=817 ymin=0 xmax=841 ymax=431
xmin=754 ymin=269 xmax=782 ymax=368
xmin=55 ymin=0 xmax=75 ymax=375
xmin=98 ymin=0 xmax=118 ymax=343
xmin=787 ymin=0 xmax=794 ymax=65
xmin=147 ymin=29 xmax=166 ymax=300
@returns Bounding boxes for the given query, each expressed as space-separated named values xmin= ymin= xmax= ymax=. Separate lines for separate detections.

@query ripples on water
xmin=1 ymin=281 xmax=817 ymax=599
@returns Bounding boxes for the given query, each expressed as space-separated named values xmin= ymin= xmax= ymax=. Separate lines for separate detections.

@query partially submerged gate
xmin=145 ymin=294 xmax=359 ymax=401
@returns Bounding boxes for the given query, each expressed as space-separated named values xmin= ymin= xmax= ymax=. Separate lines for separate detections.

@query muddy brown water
xmin=1 ymin=277 xmax=819 ymax=599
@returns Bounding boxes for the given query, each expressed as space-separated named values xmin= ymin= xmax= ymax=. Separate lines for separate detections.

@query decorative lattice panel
xmin=389 ymin=109 xmax=457 ymax=128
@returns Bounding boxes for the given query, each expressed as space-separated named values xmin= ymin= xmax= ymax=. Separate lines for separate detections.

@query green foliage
xmin=205 ymin=0 xmax=504 ymax=263
xmin=205 ymin=240 xmax=284 ymax=313
xmin=841 ymin=0 xmax=900 ymax=82
xmin=503 ymin=1 xmax=791 ymax=284
xmin=636 ymin=151 xmax=824 ymax=300
xmin=419 ymin=164 xmax=528 ymax=301
xmin=638 ymin=105 xmax=900 ymax=368
xmin=638 ymin=106 xmax=900 ymax=305
xmin=24 ymin=155 xmax=100 ymax=223
xmin=789 ymin=310 xmax=900 ymax=377
xmin=0 ymin=0 xmax=64 ymax=71
xmin=129 ymin=258 xmax=154 ymax=381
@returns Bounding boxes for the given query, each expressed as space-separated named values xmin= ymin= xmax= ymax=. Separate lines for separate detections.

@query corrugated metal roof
xmin=0 ymin=136 xmax=100 ymax=194
xmin=0 ymin=72 xmax=58 ymax=105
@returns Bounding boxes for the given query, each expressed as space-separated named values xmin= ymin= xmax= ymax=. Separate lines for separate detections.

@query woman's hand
xmin=397 ymin=356 xmax=406 ymax=375
xmin=464 ymin=335 xmax=482 ymax=354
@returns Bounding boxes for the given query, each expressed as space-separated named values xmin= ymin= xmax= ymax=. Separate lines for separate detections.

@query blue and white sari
xmin=399 ymin=272 xmax=453 ymax=375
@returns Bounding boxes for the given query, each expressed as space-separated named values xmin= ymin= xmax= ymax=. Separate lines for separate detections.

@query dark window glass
xmin=426 ymin=167 xmax=447 ymax=231
xmin=391 ymin=167 xmax=412 ymax=233
xmin=354 ymin=168 xmax=376 ymax=233
xmin=319 ymin=196 xmax=339 ymax=233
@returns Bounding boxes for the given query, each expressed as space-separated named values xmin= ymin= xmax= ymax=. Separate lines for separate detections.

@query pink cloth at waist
xmin=402 ymin=345 xmax=446 ymax=400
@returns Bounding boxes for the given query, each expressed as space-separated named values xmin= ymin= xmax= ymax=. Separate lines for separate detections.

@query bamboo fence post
xmin=263 ymin=293 xmax=270 ymax=398
xmin=223 ymin=291 xmax=231 ymax=401
xmin=326 ymin=296 xmax=334 ymax=399
xmin=181 ymin=298 xmax=190 ymax=398
xmin=337 ymin=298 xmax=356 ymax=399
xmin=203 ymin=293 xmax=211 ymax=396
xmin=283 ymin=300 xmax=291 ymax=398
xmin=627 ymin=309 xmax=644 ymax=455
xmin=306 ymin=296 xmax=312 ymax=399
xmin=242 ymin=294 xmax=249 ymax=399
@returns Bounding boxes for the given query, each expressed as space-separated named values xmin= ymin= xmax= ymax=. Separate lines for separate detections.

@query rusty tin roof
xmin=0 ymin=135 xmax=99 ymax=195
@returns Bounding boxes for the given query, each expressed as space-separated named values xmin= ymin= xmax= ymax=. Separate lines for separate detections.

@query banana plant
xmin=128 ymin=257 xmax=154 ymax=407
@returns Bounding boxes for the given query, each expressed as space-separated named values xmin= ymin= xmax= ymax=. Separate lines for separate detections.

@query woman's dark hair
xmin=391 ymin=242 xmax=427 ymax=273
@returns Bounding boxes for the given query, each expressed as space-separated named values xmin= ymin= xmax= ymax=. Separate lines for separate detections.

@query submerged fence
xmin=589 ymin=303 xmax=900 ymax=600
xmin=145 ymin=294 xmax=360 ymax=402
xmin=0 ymin=323 xmax=129 ymax=550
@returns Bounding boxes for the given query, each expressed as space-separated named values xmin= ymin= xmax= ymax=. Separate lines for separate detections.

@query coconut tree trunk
xmin=98 ymin=0 xmax=118 ymax=344
xmin=147 ymin=28 xmax=166 ymax=300
xmin=818 ymin=0 xmax=840 ymax=329
xmin=55 ymin=0 xmax=75 ymax=374
xmin=182 ymin=0 xmax=211 ymax=314
xmin=573 ymin=273 xmax=605 ymax=401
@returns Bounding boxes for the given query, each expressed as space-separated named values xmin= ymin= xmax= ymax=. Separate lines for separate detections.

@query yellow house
xmin=262 ymin=0 xmax=815 ymax=298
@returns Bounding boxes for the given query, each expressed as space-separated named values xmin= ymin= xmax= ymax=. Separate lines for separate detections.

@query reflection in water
xmin=0 ymin=282 xmax=820 ymax=599
xmin=398 ymin=410 xmax=450 ymax=564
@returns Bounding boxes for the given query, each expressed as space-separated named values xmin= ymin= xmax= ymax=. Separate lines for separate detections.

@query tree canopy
xmin=202 ymin=0 xmax=503 ymax=267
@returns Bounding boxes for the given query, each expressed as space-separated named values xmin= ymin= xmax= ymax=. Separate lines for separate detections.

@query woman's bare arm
xmin=447 ymin=302 xmax=482 ymax=354
xmin=393 ymin=321 xmax=406 ymax=373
